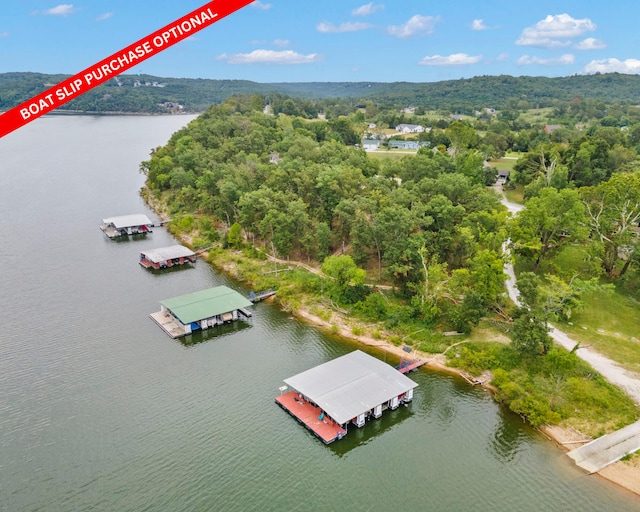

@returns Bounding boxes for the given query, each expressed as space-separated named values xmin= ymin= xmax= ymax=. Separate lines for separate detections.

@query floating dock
xmin=396 ymin=359 xmax=426 ymax=374
xmin=100 ymin=214 xmax=153 ymax=238
xmin=151 ymin=286 xmax=253 ymax=339
xmin=275 ymin=391 xmax=346 ymax=444
xmin=247 ymin=289 xmax=276 ymax=302
xmin=139 ymin=245 xmax=196 ymax=269
xmin=276 ymin=350 xmax=418 ymax=443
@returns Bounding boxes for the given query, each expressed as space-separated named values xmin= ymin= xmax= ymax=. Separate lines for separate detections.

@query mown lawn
xmin=367 ymin=150 xmax=416 ymax=161
xmin=558 ymin=290 xmax=640 ymax=373
xmin=522 ymin=244 xmax=640 ymax=374
xmin=503 ymin=183 xmax=525 ymax=204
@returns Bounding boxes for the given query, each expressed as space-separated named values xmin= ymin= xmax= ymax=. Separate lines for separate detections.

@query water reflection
xmin=328 ymin=403 xmax=415 ymax=457
xmin=488 ymin=408 xmax=529 ymax=463
xmin=176 ymin=321 xmax=253 ymax=347
xmin=142 ymin=263 xmax=196 ymax=277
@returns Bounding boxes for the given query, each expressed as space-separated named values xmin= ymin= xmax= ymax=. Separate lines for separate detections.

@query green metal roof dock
xmin=150 ymin=286 xmax=253 ymax=338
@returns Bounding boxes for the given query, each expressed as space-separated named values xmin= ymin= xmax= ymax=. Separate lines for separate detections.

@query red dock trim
xmin=275 ymin=390 xmax=346 ymax=444
xmin=398 ymin=360 xmax=426 ymax=374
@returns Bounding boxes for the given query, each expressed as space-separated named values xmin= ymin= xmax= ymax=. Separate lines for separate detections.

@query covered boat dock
xmin=139 ymin=245 xmax=196 ymax=269
xmin=150 ymin=286 xmax=253 ymax=338
xmin=276 ymin=350 xmax=418 ymax=443
xmin=100 ymin=214 xmax=154 ymax=238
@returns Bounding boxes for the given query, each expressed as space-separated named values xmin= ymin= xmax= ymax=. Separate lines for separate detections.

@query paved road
xmin=568 ymin=421 xmax=640 ymax=473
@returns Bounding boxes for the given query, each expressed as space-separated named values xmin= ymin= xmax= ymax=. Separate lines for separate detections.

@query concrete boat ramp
xmin=567 ymin=420 xmax=640 ymax=473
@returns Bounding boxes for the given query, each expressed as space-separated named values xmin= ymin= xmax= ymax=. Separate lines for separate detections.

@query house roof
xmin=283 ymin=350 xmax=418 ymax=425
xmin=160 ymin=286 xmax=252 ymax=324
xmin=102 ymin=214 xmax=153 ymax=228
xmin=396 ymin=124 xmax=422 ymax=129
xmin=141 ymin=245 xmax=195 ymax=263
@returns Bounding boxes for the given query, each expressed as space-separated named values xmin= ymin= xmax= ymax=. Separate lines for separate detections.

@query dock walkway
xmin=567 ymin=420 xmax=640 ymax=473
xmin=275 ymin=390 xmax=346 ymax=444
xmin=397 ymin=359 xmax=426 ymax=374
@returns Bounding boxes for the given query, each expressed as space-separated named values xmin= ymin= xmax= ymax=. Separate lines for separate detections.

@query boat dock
xmin=139 ymin=245 xmax=196 ymax=269
xmin=396 ymin=359 xmax=426 ymax=374
xmin=100 ymin=214 xmax=154 ymax=238
xmin=248 ymin=289 xmax=276 ymax=302
xmin=275 ymin=390 xmax=346 ymax=444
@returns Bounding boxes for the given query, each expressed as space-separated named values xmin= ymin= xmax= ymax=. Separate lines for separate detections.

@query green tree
xmin=581 ymin=172 xmax=640 ymax=278
xmin=511 ymin=272 xmax=552 ymax=355
xmin=321 ymin=255 xmax=366 ymax=301
xmin=227 ymin=222 xmax=243 ymax=248
xmin=510 ymin=188 xmax=587 ymax=272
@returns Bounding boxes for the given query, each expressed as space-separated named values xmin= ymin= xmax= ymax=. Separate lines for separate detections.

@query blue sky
xmin=2 ymin=1 xmax=640 ymax=83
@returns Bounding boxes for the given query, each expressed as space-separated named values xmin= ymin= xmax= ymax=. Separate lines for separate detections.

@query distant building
xmin=388 ymin=140 xmax=430 ymax=150
xmin=497 ymin=170 xmax=510 ymax=183
xmin=362 ymin=139 xmax=381 ymax=151
xmin=395 ymin=123 xmax=424 ymax=134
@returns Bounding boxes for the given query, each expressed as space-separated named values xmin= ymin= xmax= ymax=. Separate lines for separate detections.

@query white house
xmin=362 ymin=139 xmax=381 ymax=151
xmin=395 ymin=124 xmax=424 ymax=134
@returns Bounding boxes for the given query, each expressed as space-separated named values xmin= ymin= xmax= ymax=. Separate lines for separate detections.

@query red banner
xmin=0 ymin=0 xmax=253 ymax=138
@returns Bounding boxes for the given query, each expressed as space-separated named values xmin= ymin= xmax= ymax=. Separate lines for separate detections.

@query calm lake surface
xmin=1 ymin=115 xmax=639 ymax=511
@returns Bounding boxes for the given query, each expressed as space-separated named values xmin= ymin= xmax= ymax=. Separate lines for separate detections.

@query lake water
xmin=1 ymin=115 xmax=639 ymax=511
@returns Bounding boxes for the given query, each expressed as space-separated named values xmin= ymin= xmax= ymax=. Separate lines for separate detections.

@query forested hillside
xmin=141 ymin=93 xmax=640 ymax=431
xmin=141 ymin=94 xmax=507 ymax=334
xmin=3 ymin=71 xmax=640 ymax=114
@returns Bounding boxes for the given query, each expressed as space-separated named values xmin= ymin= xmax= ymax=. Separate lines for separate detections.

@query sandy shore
xmin=293 ymin=306 xmax=640 ymax=498
xmin=145 ymin=198 xmax=640 ymax=499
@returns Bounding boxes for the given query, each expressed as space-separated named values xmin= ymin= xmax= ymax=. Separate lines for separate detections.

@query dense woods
xmin=6 ymin=71 xmax=640 ymax=114
xmin=141 ymin=96 xmax=508 ymax=335
xmin=141 ymin=91 xmax=640 ymax=430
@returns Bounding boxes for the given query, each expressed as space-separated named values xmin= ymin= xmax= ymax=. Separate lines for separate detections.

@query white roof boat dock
xmin=150 ymin=285 xmax=253 ymax=339
xmin=100 ymin=214 xmax=154 ymax=238
xmin=276 ymin=350 xmax=418 ymax=443
xmin=140 ymin=245 xmax=196 ymax=269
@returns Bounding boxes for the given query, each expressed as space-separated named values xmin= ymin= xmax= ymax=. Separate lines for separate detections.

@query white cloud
xmin=0 ymin=32 xmax=9 ymax=38
xmin=583 ymin=58 xmax=640 ymax=74
xmin=516 ymin=13 xmax=595 ymax=48
xmin=419 ymin=53 xmax=482 ymax=66
xmin=574 ymin=37 xmax=606 ymax=50
xmin=34 ymin=4 xmax=77 ymax=16
xmin=96 ymin=12 xmax=113 ymax=21
xmin=352 ymin=3 xmax=384 ymax=16
xmin=387 ymin=15 xmax=439 ymax=38
xmin=517 ymin=54 xmax=575 ymax=66
xmin=251 ymin=1 xmax=272 ymax=9
xmin=316 ymin=21 xmax=372 ymax=33
xmin=471 ymin=19 xmax=489 ymax=31
xmin=216 ymin=49 xmax=322 ymax=65
xmin=273 ymin=39 xmax=290 ymax=47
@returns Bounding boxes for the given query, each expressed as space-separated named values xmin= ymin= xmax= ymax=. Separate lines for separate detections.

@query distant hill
xmin=2 ymin=71 xmax=640 ymax=114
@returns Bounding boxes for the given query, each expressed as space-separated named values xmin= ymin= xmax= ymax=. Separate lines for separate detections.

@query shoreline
xmin=144 ymin=193 xmax=640 ymax=499
xmin=294 ymin=305 xmax=640 ymax=498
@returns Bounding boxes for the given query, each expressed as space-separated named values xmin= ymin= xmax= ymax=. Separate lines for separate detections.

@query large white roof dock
xmin=150 ymin=286 xmax=253 ymax=339
xmin=100 ymin=214 xmax=154 ymax=238
xmin=139 ymin=245 xmax=196 ymax=269
xmin=276 ymin=350 xmax=418 ymax=443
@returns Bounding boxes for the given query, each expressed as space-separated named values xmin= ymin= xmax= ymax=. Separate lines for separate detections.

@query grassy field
xmin=503 ymin=183 xmax=525 ymax=204
xmin=518 ymin=244 xmax=640 ymax=374
xmin=367 ymin=150 xmax=417 ymax=161
xmin=560 ymin=291 xmax=640 ymax=372
xmin=519 ymin=107 xmax=555 ymax=124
